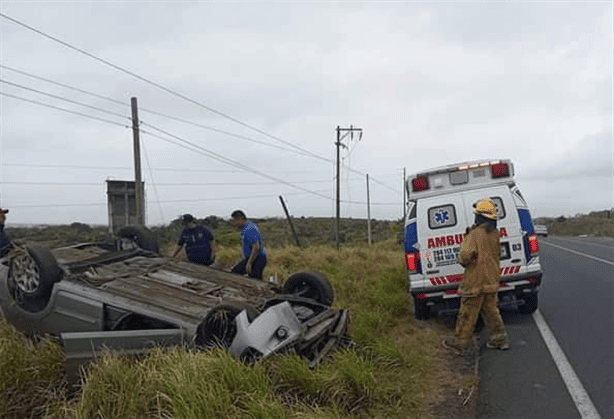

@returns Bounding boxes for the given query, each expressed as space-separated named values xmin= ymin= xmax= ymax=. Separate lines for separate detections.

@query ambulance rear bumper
xmin=409 ymin=271 xmax=543 ymax=305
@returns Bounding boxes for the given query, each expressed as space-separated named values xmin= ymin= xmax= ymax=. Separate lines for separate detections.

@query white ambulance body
xmin=404 ymin=159 xmax=542 ymax=319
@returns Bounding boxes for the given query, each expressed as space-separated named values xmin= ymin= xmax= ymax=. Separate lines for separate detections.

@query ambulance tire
xmin=414 ymin=298 xmax=430 ymax=320
xmin=519 ymin=293 xmax=538 ymax=314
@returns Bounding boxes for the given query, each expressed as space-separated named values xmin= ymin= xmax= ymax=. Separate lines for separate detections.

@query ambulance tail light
xmin=412 ymin=177 xmax=429 ymax=192
xmin=491 ymin=162 xmax=510 ymax=178
xmin=527 ymin=233 xmax=539 ymax=255
xmin=405 ymin=251 xmax=420 ymax=273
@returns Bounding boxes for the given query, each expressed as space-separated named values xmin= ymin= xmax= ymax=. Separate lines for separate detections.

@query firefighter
xmin=444 ymin=198 xmax=509 ymax=354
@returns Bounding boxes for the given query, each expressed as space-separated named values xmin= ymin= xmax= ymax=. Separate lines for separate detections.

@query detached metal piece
xmin=230 ymin=301 xmax=303 ymax=359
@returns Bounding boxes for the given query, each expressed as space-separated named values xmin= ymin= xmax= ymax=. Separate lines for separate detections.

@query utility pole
xmin=403 ymin=167 xmax=407 ymax=222
xmin=131 ymin=97 xmax=144 ymax=226
xmin=279 ymin=196 xmax=301 ymax=248
xmin=335 ymin=125 xmax=362 ymax=248
xmin=366 ymin=174 xmax=372 ymax=245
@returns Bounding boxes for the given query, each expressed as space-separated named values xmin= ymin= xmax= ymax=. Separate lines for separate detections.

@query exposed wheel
xmin=413 ymin=297 xmax=430 ymax=320
xmin=519 ymin=293 xmax=538 ymax=314
xmin=281 ymin=271 xmax=334 ymax=306
xmin=117 ymin=225 xmax=159 ymax=253
xmin=195 ymin=304 xmax=258 ymax=349
xmin=8 ymin=247 xmax=62 ymax=312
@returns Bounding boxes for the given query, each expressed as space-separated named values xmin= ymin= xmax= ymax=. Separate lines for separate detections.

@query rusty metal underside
xmin=52 ymin=247 xmax=278 ymax=321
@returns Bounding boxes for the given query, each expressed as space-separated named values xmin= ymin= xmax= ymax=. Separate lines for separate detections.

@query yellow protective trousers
xmin=454 ymin=292 xmax=508 ymax=347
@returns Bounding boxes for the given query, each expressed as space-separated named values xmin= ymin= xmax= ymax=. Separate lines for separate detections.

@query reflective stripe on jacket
xmin=458 ymin=223 xmax=500 ymax=296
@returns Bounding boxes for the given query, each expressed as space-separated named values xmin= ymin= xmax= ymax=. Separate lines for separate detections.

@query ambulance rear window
xmin=428 ymin=204 xmax=457 ymax=230
xmin=490 ymin=197 xmax=506 ymax=220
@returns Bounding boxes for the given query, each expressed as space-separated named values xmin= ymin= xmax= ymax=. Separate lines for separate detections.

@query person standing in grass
xmin=230 ymin=210 xmax=267 ymax=280
xmin=444 ymin=199 xmax=509 ymax=354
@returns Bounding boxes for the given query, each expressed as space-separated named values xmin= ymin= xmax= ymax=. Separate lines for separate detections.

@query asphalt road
xmin=478 ymin=236 xmax=613 ymax=419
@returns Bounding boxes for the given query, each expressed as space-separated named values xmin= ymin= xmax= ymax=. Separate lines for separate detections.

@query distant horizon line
xmin=6 ymin=210 xmax=612 ymax=228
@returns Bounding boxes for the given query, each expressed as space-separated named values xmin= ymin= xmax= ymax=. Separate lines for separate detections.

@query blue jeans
xmin=231 ymin=253 xmax=267 ymax=279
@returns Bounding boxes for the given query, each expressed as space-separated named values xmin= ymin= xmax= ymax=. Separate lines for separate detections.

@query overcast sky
xmin=1 ymin=1 xmax=612 ymax=227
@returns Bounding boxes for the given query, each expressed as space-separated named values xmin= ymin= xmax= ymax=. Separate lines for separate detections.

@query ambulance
xmin=404 ymin=159 xmax=542 ymax=319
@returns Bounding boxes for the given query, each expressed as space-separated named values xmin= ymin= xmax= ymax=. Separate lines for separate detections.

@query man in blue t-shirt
xmin=0 ymin=208 xmax=12 ymax=258
xmin=230 ymin=210 xmax=267 ymax=280
xmin=172 ymin=214 xmax=216 ymax=266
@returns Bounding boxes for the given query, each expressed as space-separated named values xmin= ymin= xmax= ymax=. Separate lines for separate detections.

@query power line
xmin=1 ymin=163 xmax=332 ymax=174
xmin=0 ymin=13 xmax=327 ymax=162
xmin=0 ymin=78 xmax=129 ymax=120
xmin=0 ymin=96 xmax=398 ymax=206
xmin=0 ymin=15 xmax=398 ymax=193
xmin=0 ymin=92 xmax=129 ymax=127
xmin=141 ymin=137 xmax=165 ymax=223
xmin=1 ymin=180 xmax=336 ymax=186
xmin=7 ymin=188 xmax=333 ymax=209
xmin=140 ymin=124 xmax=333 ymax=201
xmin=1 ymin=65 xmax=323 ymax=159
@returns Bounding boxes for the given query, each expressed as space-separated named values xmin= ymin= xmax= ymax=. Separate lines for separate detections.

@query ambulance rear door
xmin=461 ymin=186 xmax=525 ymax=277
xmin=416 ymin=192 xmax=467 ymax=287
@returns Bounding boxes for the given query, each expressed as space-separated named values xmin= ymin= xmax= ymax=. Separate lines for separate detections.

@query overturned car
xmin=0 ymin=227 xmax=349 ymax=375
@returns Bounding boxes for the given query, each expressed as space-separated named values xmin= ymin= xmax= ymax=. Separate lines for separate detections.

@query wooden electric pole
xmin=279 ymin=196 xmax=301 ymax=248
xmin=335 ymin=125 xmax=362 ymax=248
xmin=403 ymin=167 xmax=407 ymax=222
xmin=131 ymin=97 xmax=144 ymax=226
xmin=366 ymin=174 xmax=372 ymax=245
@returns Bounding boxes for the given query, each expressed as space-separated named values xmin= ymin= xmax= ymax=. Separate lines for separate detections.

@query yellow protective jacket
xmin=458 ymin=223 xmax=500 ymax=296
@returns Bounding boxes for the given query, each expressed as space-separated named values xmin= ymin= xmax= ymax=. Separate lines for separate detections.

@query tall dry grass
xmin=1 ymin=239 xmax=441 ymax=418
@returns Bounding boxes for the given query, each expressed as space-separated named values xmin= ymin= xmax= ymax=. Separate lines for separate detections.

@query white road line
xmin=533 ymin=310 xmax=601 ymax=419
xmin=548 ymin=238 xmax=614 ymax=250
xmin=541 ymin=241 xmax=614 ymax=266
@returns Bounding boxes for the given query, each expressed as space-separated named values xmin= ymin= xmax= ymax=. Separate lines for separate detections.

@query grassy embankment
xmin=535 ymin=211 xmax=613 ymax=237
xmin=1 ymin=234 xmax=444 ymax=419
xmin=4 ymin=211 xmax=608 ymax=418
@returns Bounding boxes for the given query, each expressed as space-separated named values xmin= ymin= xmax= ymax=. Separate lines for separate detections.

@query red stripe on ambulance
xmin=429 ymin=265 xmax=520 ymax=286
xmin=427 ymin=227 xmax=509 ymax=249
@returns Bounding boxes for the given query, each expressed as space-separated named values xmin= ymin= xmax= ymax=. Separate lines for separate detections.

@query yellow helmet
xmin=474 ymin=199 xmax=498 ymax=220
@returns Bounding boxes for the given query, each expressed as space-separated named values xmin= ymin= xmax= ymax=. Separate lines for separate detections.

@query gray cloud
xmin=1 ymin=2 xmax=611 ymax=225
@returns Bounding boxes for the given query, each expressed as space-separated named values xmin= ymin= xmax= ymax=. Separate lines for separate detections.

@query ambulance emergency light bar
xmin=411 ymin=160 xmax=511 ymax=192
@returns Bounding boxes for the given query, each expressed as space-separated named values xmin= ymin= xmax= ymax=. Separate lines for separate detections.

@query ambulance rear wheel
xmin=414 ymin=298 xmax=430 ymax=320
xmin=519 ymin=293 xmax=538 ymax=314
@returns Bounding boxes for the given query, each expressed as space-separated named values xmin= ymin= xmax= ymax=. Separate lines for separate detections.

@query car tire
xmin=8 ymin=247 xmax=62 ymax=312
xmin=117 ymin=225 xmax=159 ymax=253
xmin=413 ymin=298 xmax=430 ymax=320
xmin=195 ymin=304 xmax=258 ymax=349
xmin=281 ymin=271 xmax=335 ymax=307
xmin=519 ymin=293 xmax=538 ymax=314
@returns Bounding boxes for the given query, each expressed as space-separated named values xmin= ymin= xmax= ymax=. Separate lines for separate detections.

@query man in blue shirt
xmin=0 ymin=208 xmax=11 ymax=258
xmin=172 ymin=214 xmax=216 ymax=266
xmin=230 ymin=210 xmax=267 ymax=280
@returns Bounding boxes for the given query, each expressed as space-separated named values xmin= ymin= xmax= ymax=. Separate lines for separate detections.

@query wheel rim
xmin=11 ymin=254 xmax=41 ymax=294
